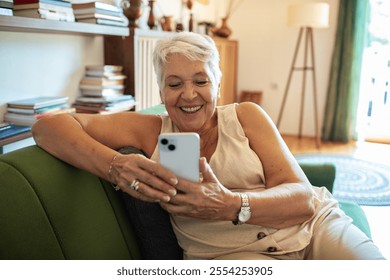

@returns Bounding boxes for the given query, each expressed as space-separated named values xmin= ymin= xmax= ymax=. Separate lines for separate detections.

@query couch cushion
xmin=0 ymin=146 xmax=141 ymax=260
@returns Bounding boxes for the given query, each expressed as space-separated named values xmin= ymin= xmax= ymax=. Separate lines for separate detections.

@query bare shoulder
xmin=235 ymin=102 xmax=274 ymax=131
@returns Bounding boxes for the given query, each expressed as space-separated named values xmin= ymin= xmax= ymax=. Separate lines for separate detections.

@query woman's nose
xmin=181 ymin=81 xmax=197 ymax=100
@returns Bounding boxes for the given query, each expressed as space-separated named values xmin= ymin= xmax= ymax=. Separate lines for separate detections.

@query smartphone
xmin=158 ymin=132 xmax=200 ymax=182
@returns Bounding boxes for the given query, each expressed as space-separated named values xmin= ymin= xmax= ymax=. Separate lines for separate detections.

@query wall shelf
xmin=0 ymin=15 xmax=129 ymax=36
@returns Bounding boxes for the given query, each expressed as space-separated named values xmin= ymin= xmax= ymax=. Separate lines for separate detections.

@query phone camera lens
xmin=168 ymin=144 xmax=176 ymax=151
xmin=161 ymin=138 xmax=168 ymax=145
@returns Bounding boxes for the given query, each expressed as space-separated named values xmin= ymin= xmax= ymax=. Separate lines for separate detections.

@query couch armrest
xmin=299 ymin=163 xmax=335 ymax=193
xmin=299 ymin=162 xmax=371 ymax=238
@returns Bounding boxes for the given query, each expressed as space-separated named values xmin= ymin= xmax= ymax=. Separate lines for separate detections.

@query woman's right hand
xmin=109 ymin=153 xmax=179 ymax=203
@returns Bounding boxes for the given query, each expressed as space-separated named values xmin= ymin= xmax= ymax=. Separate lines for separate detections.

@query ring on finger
xmin=129 ymin=179 xmax=140 ymax=192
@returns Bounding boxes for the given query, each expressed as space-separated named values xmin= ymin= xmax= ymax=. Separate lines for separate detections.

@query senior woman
xmin=32 ymin=32 xmax=384 ymax=260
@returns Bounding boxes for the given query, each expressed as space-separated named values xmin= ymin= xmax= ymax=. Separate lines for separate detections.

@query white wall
xmin=0 ymin=0 xmax=339 ymax=137
xmin=228 ymin=0 xmax=339 ymax=136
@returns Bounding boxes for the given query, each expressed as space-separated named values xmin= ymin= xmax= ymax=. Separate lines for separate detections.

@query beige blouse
xmin=151 ymin=103 xmax=338 ymax=260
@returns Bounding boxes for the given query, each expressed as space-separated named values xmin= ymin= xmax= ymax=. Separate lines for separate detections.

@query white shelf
xmin=0 ymin=15 xmax=129 ymax=36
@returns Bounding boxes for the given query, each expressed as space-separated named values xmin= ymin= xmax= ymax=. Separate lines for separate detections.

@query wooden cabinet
xmin=104 ymin=31 xmax=239 ymax=110
xmin=214 ymin=38 xmax=238 ymax=105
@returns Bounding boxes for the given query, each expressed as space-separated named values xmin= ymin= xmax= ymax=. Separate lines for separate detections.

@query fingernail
xmin=170 ymin=178 xmax=178 ymax=185
xmin=163 ymin=195 xmax=171 ymax=202
xmin=169 ymin=189 xmax=177 ymax=196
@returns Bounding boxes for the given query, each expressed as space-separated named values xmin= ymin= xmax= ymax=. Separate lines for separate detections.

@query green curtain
xmin=321 ymin=0 xmax=370 ymax=142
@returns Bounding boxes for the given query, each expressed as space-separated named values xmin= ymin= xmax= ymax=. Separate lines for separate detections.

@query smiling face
xmin=160 ymin=53 xmax=219 ymax=133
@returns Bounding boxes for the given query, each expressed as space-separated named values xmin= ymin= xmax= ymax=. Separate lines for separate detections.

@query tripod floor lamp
xmin=276 ymin=3 xmax=330 ymax=148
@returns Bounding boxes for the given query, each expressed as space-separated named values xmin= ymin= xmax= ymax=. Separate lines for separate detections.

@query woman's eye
xmin=195 ymin=80 xmax=209 ymax=86
xmin=168 ymin=82 xmax=182 ymax=88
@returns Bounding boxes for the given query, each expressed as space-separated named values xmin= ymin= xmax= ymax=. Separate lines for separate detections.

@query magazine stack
xmin=72 ymin=1 xmax=128 ymax=27
xmin=73 ymin=65 xmax=136 ymax=114
xmin=4 ymin=96 xmax=74 ymax=126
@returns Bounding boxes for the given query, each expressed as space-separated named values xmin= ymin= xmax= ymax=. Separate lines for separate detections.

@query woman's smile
xmin=180 ymin=105 xmax=203 ymax=113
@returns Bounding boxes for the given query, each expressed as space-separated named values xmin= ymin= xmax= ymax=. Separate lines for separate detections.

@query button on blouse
xmin=257 ymin=232 xmax=267 ymax=240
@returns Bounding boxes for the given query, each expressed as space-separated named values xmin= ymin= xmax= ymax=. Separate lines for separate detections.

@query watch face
xmin=238 ymin=208 xmax=251 ymax=222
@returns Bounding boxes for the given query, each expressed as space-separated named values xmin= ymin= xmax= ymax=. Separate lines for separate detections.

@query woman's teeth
xmin=180 ymin=105 xmax=202 ymax=113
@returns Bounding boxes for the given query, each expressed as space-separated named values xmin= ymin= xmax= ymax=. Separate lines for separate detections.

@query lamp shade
xmin=288 ymin=2 xmax=330 ymax=28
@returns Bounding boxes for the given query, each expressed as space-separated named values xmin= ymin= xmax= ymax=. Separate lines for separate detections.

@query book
xmin=0 ymin=124 xmax=31 ymax=140
xmin=14 ymin=8 xmax=75 ymax=22
xmin=72 ymin=1 xmax=122 ymax=13
xmin=80 ymin=77 xmax=124 ymax=86
xmin=73 ymin=100 xmax=135 ymax=114
xmin=77 ymin=17 xmax=128 ymax=27
xmin=80 ymin=87 xmax=124 ymax=97
xmin=14 ymin=3 xmax=73 ymax=13
xmin=85 ymin=68 xmax=125 ymax=78
xmin=79 ymin=84 xmax=125 ymax=91
xmin=14 ymin=0 xmax=71 ymax=6
xmin=4 ymin=107 xmax=75 ymax=126
xmin=75 ymin=12 xmax=125 ymax=22
xmin=7 ymin=103 xmax=70 ymax=115
xmin=75 ymin=94 xmax=134 ymax=104
xmin=0 ymin=122 xmax=12 ymax=132
xmin=7 ymin=96 xmax=69 ymax=110
xmin=0 ymin=7 xmax=12 ymax=15
xmin=73 ymin=7 xmax=123 ymax=17
xmin=86 ymin=65 xmax=123 ymax=72
xmin=0 ymin=0 xmax=13 ymax=9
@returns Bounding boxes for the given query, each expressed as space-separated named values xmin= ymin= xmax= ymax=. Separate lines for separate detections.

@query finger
xmin=121 ymin=180 xmax=172 ymax=203
xmin=137 ymin=156 xmax=178 ymax=186
xmin=199 ymin=157 xmax=219 ymax=183
xmin=118 ymin=154 xmax=178 ymax=196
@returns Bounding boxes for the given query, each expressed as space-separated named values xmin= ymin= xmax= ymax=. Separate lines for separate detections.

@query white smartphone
xmin=158 ymin=132 xmax=200 ymax=182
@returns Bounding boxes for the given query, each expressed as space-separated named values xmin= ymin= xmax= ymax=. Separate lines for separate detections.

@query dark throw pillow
xmin=117 ymin=146 xmax=183 ymax=260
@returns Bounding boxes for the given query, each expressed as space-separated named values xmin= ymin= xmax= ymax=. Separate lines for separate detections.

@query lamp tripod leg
xmin=277 ymin=28 xmax=304 ymax=129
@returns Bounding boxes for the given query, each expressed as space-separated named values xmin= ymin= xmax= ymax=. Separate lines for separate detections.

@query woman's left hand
xmin=159 ymin=157 xmax=239 ymax=221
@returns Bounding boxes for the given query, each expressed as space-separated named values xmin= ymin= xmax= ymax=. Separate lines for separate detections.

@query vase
xmin=160 ymin=16 xmax=174 ymax=32
xmin=147 ymin=0 xmax=155 ymax=29
xmin=213 ymin=17 xmax=232 ymax=38
xmin=123 ymin=0 xmax=143 ymax=28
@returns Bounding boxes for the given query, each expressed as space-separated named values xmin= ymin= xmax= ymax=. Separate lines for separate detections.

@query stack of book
xmin=72 ymin=1 xmax=128 ymax=27
xmin=0 ymin=0 xmax=13 ymax=16
xmin=73 ymin=65 xmax=136 ymax=114
xmin=4 ymin=96 xmax=74 ymax=126
xmin=0 ymin=122 xmax=31 ymax=141
xmin=13 ymin=0 xmax=75 ymax=22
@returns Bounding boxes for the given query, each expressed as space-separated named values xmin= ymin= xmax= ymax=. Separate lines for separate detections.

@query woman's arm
xmin=32 ymin=112 xmax=178 ymax=202
xmin=234 ymin=102 xmax=315 ymax=228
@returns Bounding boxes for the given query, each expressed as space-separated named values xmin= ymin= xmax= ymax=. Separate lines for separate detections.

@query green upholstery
xmin=0 ymin=146 xmax=141 ymax=260
xmin=0 ymin=145 xmax=371 ymax=259
xmin=299 ymin=162 xmax=371 ymax=238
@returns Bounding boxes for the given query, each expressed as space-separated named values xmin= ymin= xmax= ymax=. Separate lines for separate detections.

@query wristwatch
xmin=232 ymin=193 xmax=251 ymax=225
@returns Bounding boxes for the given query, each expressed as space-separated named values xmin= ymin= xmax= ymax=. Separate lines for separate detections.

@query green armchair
xmin=0 ymin=144 xmax=371 ymax=259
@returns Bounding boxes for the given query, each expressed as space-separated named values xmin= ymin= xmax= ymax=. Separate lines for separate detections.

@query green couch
xmin=0 ymin=144 xmax=371 ymax=260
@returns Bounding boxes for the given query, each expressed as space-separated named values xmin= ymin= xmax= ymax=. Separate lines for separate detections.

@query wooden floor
xmin=282 ymin=135 xmax=390 ymax=259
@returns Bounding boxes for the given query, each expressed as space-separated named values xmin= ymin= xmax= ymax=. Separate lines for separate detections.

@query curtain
xmin=321 ymin=0 xmax=370 ymax=142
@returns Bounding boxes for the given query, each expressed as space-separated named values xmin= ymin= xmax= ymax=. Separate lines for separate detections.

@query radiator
xmin=134 ymin=36 xmax=162 ymax=111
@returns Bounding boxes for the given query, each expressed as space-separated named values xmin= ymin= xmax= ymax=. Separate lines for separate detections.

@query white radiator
xmin=134 ymin=35 xmax=163 ymax=111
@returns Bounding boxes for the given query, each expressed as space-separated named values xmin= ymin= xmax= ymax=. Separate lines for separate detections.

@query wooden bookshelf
xmin=0 ymin=15 xmax=129 ymax=36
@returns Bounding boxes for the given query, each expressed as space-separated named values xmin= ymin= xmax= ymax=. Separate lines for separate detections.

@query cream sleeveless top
xmin=151 ymin=104 xmax=338 ymax=259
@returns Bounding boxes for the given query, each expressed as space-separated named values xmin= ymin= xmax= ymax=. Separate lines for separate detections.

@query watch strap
xmin=232 ymin=193 xmax=251 ymax=225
